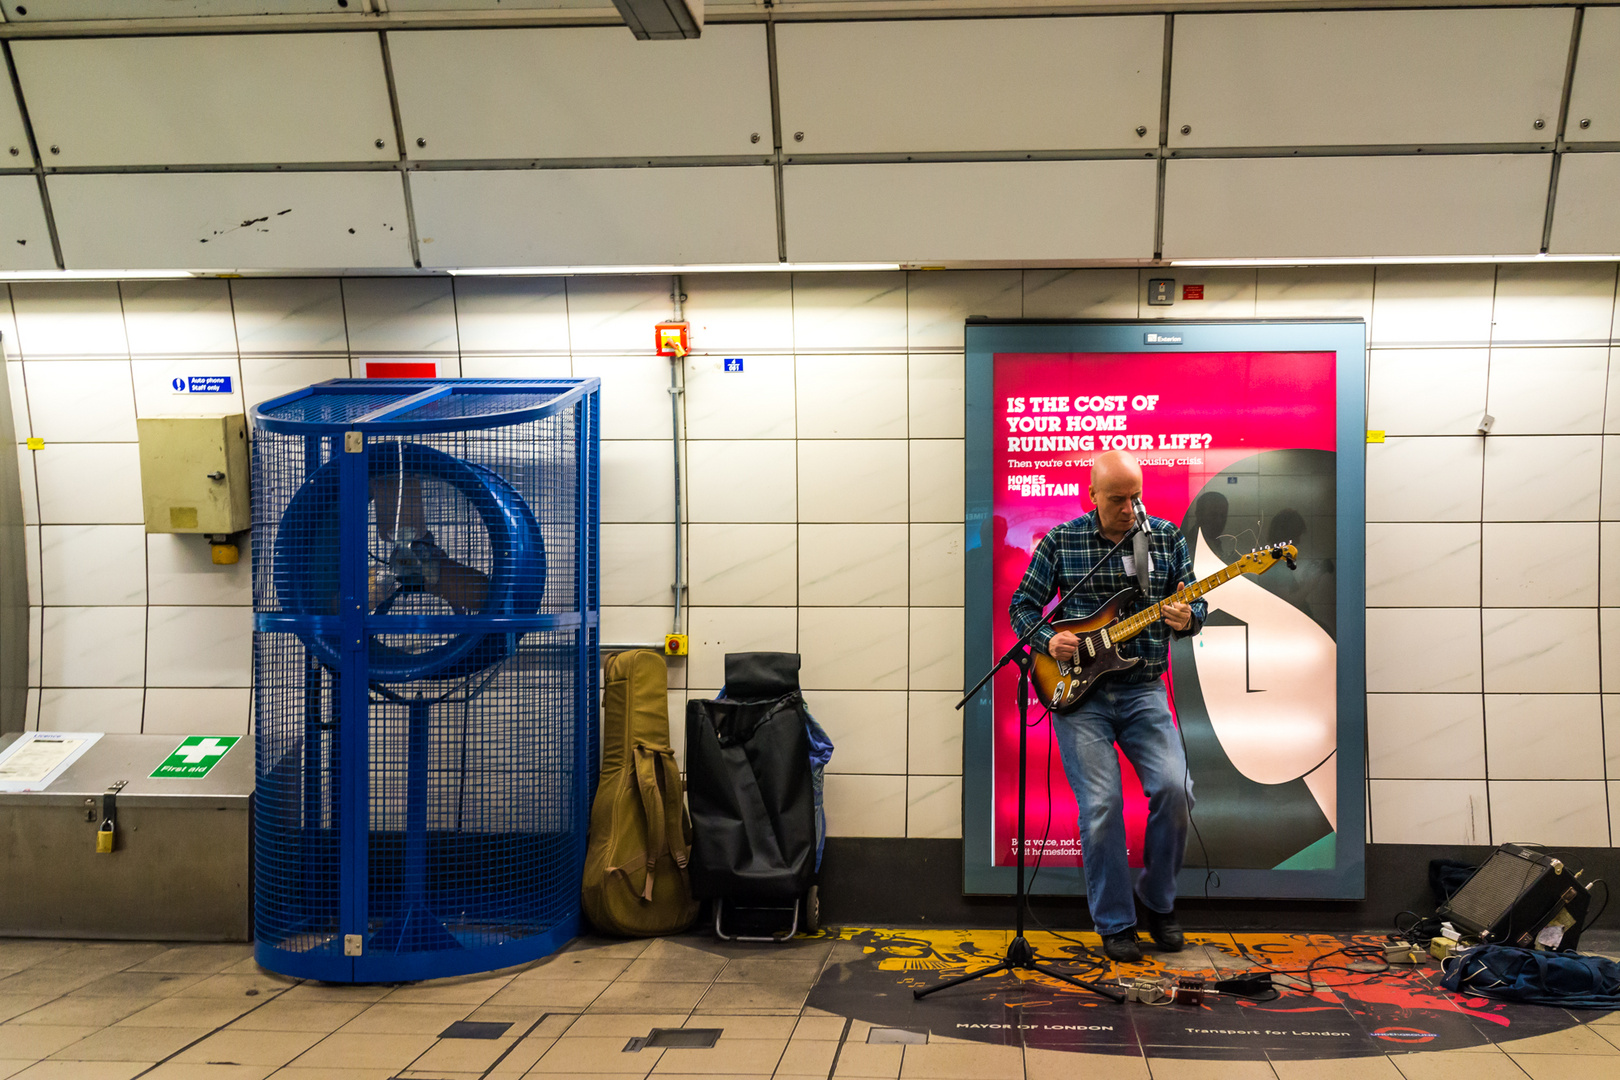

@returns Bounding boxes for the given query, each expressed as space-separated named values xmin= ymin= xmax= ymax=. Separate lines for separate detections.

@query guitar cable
xmin=1164 ymin=676 xmax=1420 ymax=992
xmin=1020 ymin=698 xmax=1115 ymax=977
xmin=1026 ymin=569 xmax=1407 ymax=991
xmin=1024 ymin=601 xmax=1214 ymax=965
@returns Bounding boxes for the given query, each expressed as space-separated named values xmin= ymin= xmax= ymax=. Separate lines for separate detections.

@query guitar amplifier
xmin=1438 ymin=844 xmax=1591 ymax=951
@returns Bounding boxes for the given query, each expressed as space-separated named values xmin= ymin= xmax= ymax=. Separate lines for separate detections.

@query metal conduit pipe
xmin=669 ymin=274 xmax=687 ymax=636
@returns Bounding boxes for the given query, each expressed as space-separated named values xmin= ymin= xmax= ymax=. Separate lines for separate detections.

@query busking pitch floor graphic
xmin=804 ymin=927 xmax=1606 ymax=1059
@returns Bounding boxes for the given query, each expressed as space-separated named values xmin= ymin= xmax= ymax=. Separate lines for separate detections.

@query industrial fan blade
xmin=427 ymin=555 xmax=491 ymax=614
xmin=372 ymin=471 xmax=428 ymax=542
xmin=368 ymin=535 xmax=491 ymax=615
xmin=368 ymin=450 xmax=490 ymax=614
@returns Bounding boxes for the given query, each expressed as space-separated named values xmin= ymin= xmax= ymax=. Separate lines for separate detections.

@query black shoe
xmin=1142 ymin=907 xmax=1185 ymax=952
xmin=1102 ymin=930 xmax=1143 ymax=963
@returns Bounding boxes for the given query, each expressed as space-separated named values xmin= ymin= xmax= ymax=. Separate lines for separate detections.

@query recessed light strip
xmin=0 ymin=269 xmax=198 ymax=281
xmin=444 ymin=262 xmax=905 ymax=275
xmin=1170 ymin=253 xmax=1620 ymax=267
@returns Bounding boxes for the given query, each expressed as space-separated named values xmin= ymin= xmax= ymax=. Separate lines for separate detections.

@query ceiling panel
xmin=1170 ymin=10 xmax=1573 ymax=149
xmin=10 ymin=34 xmax=397 ymax=167
xmin=0 ymin=176 xmax=56 ymax=271
xmin=409 ymin=166 xmax=778 ymax=268
xmin=1162 ymin=155 xmax=1552 ymax=260
xmin=776 ymin=17 xmax=1163 ymax=155
xmin=0 ymin=1 xmax=349 ymax=17
xmin=783 ymin=160 xmax=1157 ymax=263
xmin=386 ymin=0 xmax=606 ymax=8
xmin=1566 ymin=8 xmax=1620 ymax=145
xmin=388 ymin=26 xmax=771 ymax=161
xmin=0 ymin=53 xmax=33 ymax=167
xmin=1549 ymin=154 xmax=1620 ymax=255
xmin=48 ymin=172 xmax=414 ymax=270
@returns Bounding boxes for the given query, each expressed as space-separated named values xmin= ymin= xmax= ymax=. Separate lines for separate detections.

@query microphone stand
xmin=915 ymin=519 xmax=1147 ymax=1003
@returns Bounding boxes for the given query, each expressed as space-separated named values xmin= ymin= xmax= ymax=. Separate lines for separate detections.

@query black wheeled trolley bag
xmin=685 ymin=653 xmax=826 ymax=941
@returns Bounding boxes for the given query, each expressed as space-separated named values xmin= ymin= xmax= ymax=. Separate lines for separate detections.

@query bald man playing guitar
xmin=1009 ymin=450 xmax=1205 ymax=963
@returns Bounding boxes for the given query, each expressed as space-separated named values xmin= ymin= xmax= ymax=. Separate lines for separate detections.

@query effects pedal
xmin=1384 ymin=942 xmax=1425 ymax=965
xmin=1121 ymin=978 xmax=1168 ymax=1003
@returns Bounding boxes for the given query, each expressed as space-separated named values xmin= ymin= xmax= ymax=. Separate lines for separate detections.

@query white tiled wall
xmin=4 ymin=265 xmax=1618 ymax=846
xmin=1364 ymin=261 xmax=1620 ymax=847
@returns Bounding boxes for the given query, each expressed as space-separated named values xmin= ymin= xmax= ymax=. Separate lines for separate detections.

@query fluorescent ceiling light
xmin=0 ymin=269 xmax=196 ymax=281
xmin=612 ymin=0 xmax=703 ymax=40
xmin=445 ymin=262 xmax=904 ymax=276
xmin=1171 ymin=254 xmax=1620 ymax=267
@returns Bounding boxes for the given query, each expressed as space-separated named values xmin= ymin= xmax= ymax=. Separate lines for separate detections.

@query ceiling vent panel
xmin=1549 ymin=154 xmax=1620 ymax=255
xmin=0 ymin=176 xmax=56 ymax=272
xmin=10 ymin=34 xmax=398 ymax=167
xmin=0 ymin=1 xmax=352 ymax=18
xmin=409 ymin=166 xmax=778 ymax=268
xmin=47 ymin=172 xmax=414 ymax=270
xmin=386 ymin=1 xmax=607 ymax=9
xmin=1162 ymin=155 xmax=1552 ymax=260
xmin=782 ymin=160 xmax=1157 ymax=263
xmin=1169 ymin=10 xmax=1574 ymax=149
xmin=388 ymin=25 xmax=770 ymax=161
xmin=0 ymin=53 xmax=31 ymax=168
xmin=1566 ymin=8 xmax=1620 ymax=145
xmin=775 ymin=18 xmax=1163 ymax=155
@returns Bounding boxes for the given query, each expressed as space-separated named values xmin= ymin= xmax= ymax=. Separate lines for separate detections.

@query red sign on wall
xmin=1182 ymin=284 xmax=1205 ymax=300
xmin=365 ymin=361 xmax=438 ymax=378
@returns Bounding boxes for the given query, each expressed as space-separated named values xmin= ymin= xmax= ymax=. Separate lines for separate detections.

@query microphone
xmin=1130 ymin=495 xmax=1152 ymax=593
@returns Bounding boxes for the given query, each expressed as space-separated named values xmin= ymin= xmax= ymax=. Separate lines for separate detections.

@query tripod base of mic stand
xmin=912 ymin=934 xmax=1125 ymax=1002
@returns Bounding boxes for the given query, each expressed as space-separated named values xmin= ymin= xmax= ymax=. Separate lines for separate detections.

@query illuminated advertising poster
xmin=963 ymin=321 xmax=1366 ymax=900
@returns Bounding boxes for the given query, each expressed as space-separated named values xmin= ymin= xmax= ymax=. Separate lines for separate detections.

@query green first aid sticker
xmin=151 ymin=736 xmax=241 ymax=779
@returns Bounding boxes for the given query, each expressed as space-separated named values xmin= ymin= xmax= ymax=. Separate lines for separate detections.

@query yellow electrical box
xmin=137 ymin=415 xmax=251 ymax=535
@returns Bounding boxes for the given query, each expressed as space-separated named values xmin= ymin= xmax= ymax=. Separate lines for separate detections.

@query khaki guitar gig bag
xmin=582 ymin=649 xmax=699 ymax=936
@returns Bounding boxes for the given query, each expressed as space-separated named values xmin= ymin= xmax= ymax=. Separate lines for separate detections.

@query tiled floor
xmin=0 ymin=930 xmax=1613 ymax=1079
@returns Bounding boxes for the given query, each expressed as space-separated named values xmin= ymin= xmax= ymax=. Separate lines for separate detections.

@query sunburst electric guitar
xmin=1030 ymin=542 xmax=1298 ymax=714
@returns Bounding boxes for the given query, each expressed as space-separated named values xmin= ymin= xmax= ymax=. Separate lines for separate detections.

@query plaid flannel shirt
xmin=1009 ymin=509 xmax=1206 ymax=684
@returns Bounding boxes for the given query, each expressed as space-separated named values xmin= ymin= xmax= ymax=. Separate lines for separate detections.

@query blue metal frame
xmin=252 ymin=378 xmax=600 ymax=981
xmin=250 ymin=378 xmax=597 ymax=436
xmin=962 ymin=320 xmax=1367 ymax=901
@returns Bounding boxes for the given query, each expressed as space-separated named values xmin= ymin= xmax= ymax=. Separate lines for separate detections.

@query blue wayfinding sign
xmin=171 ymin=376 xmax=233 ymax=394
xmin=723 ymin=358 xmax=744 ymax=372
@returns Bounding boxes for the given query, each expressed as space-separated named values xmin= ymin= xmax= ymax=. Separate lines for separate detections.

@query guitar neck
xmin=1109 ymin=561 xmax=1248 ymax=643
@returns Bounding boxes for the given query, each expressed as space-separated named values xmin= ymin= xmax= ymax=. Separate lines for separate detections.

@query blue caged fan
xmin=250 ymin=379 xmax=600 ymax=983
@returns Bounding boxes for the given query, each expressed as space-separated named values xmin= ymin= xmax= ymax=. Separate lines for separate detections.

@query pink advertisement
xmin=990 ymin=351 xmax=1339 ymax=870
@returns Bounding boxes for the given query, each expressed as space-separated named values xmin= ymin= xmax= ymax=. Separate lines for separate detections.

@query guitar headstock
xmin=1232 ymin=542 xmax=1299 ymax=575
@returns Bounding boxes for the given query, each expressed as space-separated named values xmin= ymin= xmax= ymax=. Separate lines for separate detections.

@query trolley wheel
xmin=803 ymin=886 xmax=820 ymax=934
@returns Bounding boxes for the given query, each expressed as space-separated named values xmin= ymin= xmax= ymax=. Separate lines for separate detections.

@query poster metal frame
xmin=961 ymin=318 xmax=1367 ymax=900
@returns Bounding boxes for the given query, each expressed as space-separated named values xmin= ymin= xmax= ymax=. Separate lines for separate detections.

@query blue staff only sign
xmin=171 ymin=376 xmax=233 ymax=394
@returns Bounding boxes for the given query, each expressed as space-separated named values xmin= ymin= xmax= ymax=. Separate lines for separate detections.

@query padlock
xmin=96 ymin=780 xmax=126 ymax=854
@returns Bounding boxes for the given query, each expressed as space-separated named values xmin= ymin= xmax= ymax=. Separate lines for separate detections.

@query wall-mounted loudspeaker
xmin=1439 ymin=843 xmax=1592 ymax=951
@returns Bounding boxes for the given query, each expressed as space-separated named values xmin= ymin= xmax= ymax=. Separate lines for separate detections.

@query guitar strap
xmin=1132 ymin=522 xmax=1153 ymax=596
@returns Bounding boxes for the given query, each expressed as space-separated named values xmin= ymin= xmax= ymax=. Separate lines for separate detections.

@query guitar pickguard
xmin=1031 ymin=589 xmax=1144 ymax=714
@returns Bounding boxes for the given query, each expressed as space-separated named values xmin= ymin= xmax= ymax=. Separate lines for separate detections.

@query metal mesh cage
xmin=250 ymin=379 xmax=600 ymax=982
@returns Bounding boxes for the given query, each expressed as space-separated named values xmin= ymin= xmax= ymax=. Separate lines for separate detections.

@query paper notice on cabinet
xmin=0 ymin=733 xmax=102 ymax=792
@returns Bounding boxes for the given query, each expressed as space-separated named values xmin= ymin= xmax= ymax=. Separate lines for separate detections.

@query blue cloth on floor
xmin=1440 ymin=944 xmax=1620 ymax=1009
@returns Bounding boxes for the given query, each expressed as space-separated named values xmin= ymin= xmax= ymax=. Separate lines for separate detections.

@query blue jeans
xmin=1052 ymin=680 xmax=1193 ymax=937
